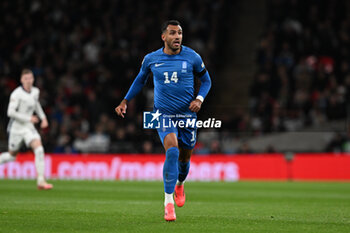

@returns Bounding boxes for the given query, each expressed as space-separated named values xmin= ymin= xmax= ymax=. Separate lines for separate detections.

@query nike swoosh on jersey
xmin=155 ymin=63 xmax=164 ymax=67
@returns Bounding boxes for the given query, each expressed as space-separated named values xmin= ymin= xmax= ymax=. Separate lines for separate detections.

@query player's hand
xmin=115 ymin=99 xmax=128 ymax=118
xmin=40 ymin=118 xmax=49 ymax=129
xmin=31 ymin=115 xmax=39 ymax=124
xmin=189 ymin=99 xmax=202 ymax=113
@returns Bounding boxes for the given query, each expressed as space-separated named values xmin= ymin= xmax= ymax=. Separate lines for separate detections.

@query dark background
xmin=0 ymin=0 xmax=349 ymax=154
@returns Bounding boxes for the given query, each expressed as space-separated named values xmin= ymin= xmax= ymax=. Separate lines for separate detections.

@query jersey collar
xmin=162 ymin=45 xmax=183 ymax=56
xmin=21 ymin=85 xmax=32 ymax=93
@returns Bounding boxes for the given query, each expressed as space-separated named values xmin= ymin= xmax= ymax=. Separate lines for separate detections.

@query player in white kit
xmin=0 ymin=69 xmax=53 ymax=190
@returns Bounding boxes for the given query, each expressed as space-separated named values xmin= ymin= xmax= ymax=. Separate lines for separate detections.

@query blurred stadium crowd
xmin=0 ymin=0 xmax=229 ymax=153
xmin=249 ymin=0 xmax=350 ymax=152
xmin=0 ymin=0 xmax=349 ymax=154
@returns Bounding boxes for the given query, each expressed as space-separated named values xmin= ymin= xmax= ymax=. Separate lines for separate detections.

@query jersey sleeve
xmin=7 ymin=91 xmax=31 ymax=123
xmin=140 ymin=54 xmax=151 ymax=74
xmin=34 ymin=90 xmax=47 ymax=120
xmin=124 ymin=54 xmax=151 ymax=101
xmin=192 ymin=52 xmax=211 ymax=101
xmin=193 ymin=52 xmax=206 ymax=75
xmin=197 ymin=71 xmax=211 ymax=101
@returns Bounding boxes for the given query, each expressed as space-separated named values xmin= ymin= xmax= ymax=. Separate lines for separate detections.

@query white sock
xmin=34 ymin=146 xmax=45 ymax=184
xmin=176 ymin=180 xmax=185 ymax=186
xmin=0 ymin=152 xmax=16 ymax=164
xmin=164 ymin=192 xmax=174 ymax=206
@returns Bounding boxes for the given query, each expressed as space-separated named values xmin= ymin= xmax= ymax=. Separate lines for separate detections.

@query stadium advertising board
xmin=0 ymin=154 xmax=349 ymax=181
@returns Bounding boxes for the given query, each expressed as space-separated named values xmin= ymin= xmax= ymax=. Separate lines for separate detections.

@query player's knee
xmin=165 ymin=143 xmax=178 ymax=151
xmin=30 ymin=139 xmax=42 ymax=150
xmin=163 ymin=133 xmax=178 ymax=150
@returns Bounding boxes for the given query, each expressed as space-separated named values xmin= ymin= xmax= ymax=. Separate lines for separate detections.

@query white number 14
xmin=164 ymin=72 xmax=178 ymax=83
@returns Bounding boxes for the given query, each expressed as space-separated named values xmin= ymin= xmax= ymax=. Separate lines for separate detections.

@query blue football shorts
xmin=156 ymin=115 xmax=197 ymax=150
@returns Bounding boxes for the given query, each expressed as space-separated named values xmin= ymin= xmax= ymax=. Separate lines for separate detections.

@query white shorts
xmin=8 ymin=128 xmax=41 ymax=151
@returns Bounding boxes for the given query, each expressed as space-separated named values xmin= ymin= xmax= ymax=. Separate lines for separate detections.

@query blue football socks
xmin=163 ymin=147 xmax=179 ymax=194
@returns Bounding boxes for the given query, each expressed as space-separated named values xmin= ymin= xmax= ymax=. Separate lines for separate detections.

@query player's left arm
xmin=189 ymin=54 xmax=212 ymax=113
xmin=34 ymin=90 xmax=48 ymax=129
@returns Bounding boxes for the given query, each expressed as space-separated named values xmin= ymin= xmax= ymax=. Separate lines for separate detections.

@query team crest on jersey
xmin=182 ymin=61 xmax=187 ymax=73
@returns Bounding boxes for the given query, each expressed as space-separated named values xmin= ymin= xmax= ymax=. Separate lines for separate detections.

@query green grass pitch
xmin=0 ymin=180 xmax=349 ymax=233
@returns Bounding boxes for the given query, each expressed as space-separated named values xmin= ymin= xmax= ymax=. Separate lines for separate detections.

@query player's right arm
xmin=115 ymin=54 xmax=151 ymax=118
xmin=7 ymin=91 xmax=33 ymax=123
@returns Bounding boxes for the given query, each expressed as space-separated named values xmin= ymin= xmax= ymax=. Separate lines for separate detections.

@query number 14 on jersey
xmin=164 ymin=72 xmax=178 ymax=83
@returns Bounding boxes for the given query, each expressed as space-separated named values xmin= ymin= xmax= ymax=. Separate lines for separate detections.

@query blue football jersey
xmin=140 ymin=46 xmax=205 ymax=115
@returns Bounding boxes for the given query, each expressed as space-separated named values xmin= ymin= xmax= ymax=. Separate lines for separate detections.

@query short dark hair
xmin=161 ymin=20 xmax=181 ymax=33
